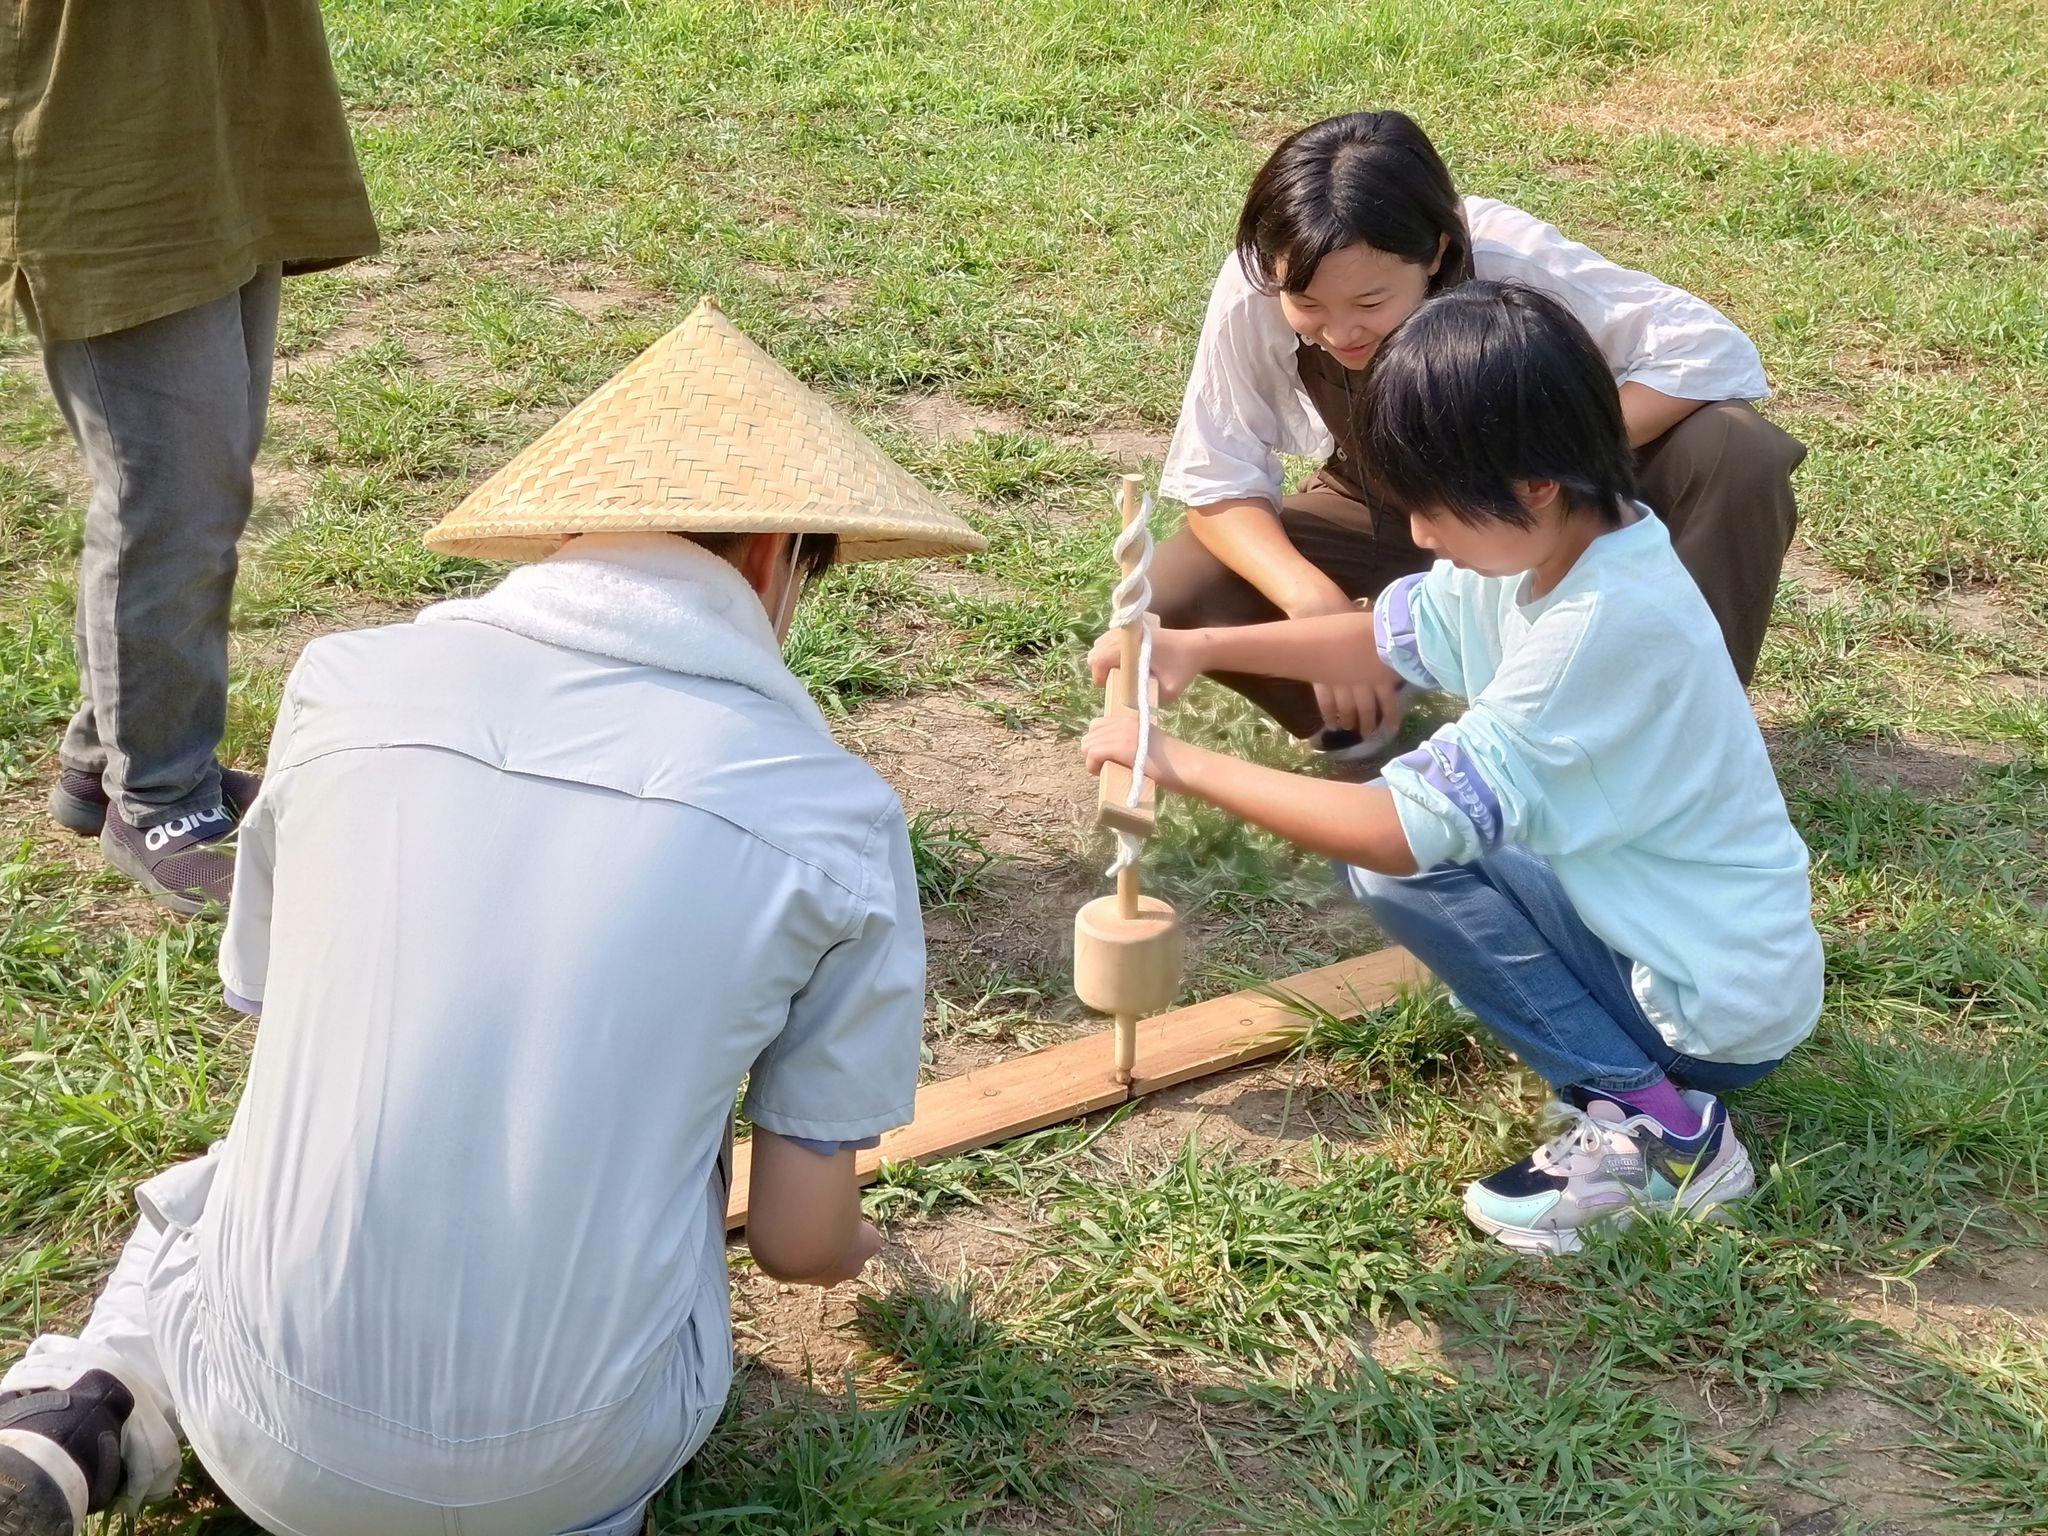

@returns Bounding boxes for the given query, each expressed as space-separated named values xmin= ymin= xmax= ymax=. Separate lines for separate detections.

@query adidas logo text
xmin=144 ymin=805 xmax=230 ymax=852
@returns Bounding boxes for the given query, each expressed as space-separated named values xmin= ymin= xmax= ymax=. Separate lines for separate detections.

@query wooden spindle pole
xmin=1109 ymin=473 xmax=1144 ymax=1080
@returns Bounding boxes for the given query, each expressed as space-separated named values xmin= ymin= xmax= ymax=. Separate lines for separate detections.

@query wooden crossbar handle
xmin=1096 ymin=668 xmax=1159 ymax=840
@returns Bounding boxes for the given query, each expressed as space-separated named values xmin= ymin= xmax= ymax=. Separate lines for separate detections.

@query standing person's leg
xmin=1635 ymin=400 xmax=1805 ymax=685
xmin=1147 ymin=477 xmax=1430 ymax=739
xmin=1344 ymin=847 xmax=1765 ymax=1252
xmin=40 ymin=266 xmax=283 ymax=910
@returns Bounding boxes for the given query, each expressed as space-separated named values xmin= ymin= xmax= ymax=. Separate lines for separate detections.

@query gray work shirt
xmin=211 ymin=615 xmax=923 ymax=1499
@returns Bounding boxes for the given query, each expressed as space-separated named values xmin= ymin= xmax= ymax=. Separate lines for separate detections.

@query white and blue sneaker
xmin=1463 ymin=1090 xmax=1756 ymax=1255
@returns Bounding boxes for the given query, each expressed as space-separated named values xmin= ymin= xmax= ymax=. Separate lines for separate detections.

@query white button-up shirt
xmin=1159 ymin=196 xmax=1770 ymax=512
xmin=210 ymin=581 xmax=923 ymax=1499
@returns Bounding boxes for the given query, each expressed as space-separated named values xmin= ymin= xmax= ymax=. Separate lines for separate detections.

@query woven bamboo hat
xmin=424 ymin=296 xmax=984 ymax=564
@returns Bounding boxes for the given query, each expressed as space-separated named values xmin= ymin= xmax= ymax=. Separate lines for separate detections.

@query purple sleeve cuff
xmin=783 ymin=1134 xmax=882 ymax=1157
xmin=1391 ymin=737 xmax=1505 ymax=853
xmin=224 ymin=988 xmax=262 ymax=1017
xmin=1373 ymin=572 xmax=1440 ymax=691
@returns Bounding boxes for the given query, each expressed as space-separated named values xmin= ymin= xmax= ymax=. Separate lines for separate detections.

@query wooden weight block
xmin=1073 ymin=893 xmax=1182 ymax=1019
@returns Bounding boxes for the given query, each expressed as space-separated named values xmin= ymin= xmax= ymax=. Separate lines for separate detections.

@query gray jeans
xmin=42 ymin=266 xmax=281 ymax=826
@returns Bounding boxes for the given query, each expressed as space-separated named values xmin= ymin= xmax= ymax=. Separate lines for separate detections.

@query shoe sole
xmin=1465 ymin=1145 xmax=1758 ymax=1257
xmin=0 ymin=1444 xmax=76 ymax=1536
xmin=98 ymin=826 xmax=211 ymax=919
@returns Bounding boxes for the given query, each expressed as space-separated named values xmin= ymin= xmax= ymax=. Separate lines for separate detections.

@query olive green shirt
xmin=1 ymin=1 xmax=380 ymax=341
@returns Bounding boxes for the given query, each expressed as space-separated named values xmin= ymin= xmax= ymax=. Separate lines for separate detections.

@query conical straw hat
xmin=425 ymin=296 xmax=985 ymax=564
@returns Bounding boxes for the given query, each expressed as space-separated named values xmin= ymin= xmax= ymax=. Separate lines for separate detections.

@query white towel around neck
xmin=417 ymin=532 xmax=831 ymax=735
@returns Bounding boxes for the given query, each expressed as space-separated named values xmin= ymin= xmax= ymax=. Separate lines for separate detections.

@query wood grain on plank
xmin=1127 ymin=944 xmax=1429 ymax=1096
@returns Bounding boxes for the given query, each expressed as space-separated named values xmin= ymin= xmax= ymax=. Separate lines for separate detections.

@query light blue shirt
xmin=1376 ymin=509 xmax=1823 ymax=1065
xmin=212 ymin=603 xmax=924 ymax=1494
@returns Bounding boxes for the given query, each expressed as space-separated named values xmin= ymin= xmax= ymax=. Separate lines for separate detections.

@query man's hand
xmin=748 ymin=1133 xmax=882 ymax=1287
xmin=1083 ymin=714 xmax=1199 ymax=796
xmin=810 ymin=1219 xmax=882 ymax=1288
xmin=1088 ymin=618 xmax=1202 ymax=705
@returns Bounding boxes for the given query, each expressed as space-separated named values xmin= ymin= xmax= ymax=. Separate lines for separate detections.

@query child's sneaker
xmin=1462 ymin=1089 xmax=1756 ymax=1255
xmin=0 ymin=1368 xmax=133 ymax=1535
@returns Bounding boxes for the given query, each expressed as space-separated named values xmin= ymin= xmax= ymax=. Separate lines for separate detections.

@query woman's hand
xmin=1319 ymin=662 xmax=1409 ymax=741
xmin=1271 ymin=581 xmax=1386 ymax=736
xmin=1088 ymin=618 xmax=1203 ymax=706
xmin=1083 ymin=713 xmax=1199 ymax=796
xmin=1277 ymin=573 xmax=1358 ymax=624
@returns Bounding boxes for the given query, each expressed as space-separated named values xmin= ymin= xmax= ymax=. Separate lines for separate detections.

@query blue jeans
xmin=1344 ymin=846 xmax=1782 ymax=1096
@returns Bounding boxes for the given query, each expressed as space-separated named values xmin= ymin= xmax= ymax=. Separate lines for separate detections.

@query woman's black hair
xmin=1358 ymin=281 xmax=1638 ymax=528
xmin=1235 ymin=111 xmax=1472 ymax=296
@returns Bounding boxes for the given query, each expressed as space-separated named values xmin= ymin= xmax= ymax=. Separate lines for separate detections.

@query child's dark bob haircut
xmin=1359 ymin=281 xmax=1638 ymax=529
xmin=1235 ymin=111 xmax=1472 ymax=296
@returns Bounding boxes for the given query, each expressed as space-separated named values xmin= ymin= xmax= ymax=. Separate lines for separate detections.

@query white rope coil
xmin=1106 ymin=490 xmax=1156 ymax=877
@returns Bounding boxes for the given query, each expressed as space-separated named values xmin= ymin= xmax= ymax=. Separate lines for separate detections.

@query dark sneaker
xmin=1462 ymin=1091 xmax=1756 ymax=1255
xmin=45 ymin=769 xmax=112 ymax=838
xmin=1308 ymin=682 xmax=1421 ymax=762
xmin=48 ymin=765 xmax=259 ymax=839
xmin=0 ymin=1368 xmax=133 ymax=1536
xmin=1309 ymin=723 xmax=1400 ymax=760
xmin=100 ymin=804 xmax=238 ymax=917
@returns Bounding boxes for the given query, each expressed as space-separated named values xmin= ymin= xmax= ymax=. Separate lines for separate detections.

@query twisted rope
xmin=1106 ymin=490 xmax=1156 ymax=877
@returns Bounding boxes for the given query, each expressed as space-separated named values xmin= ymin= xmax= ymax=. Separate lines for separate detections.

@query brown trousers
xmin=1148 ymin=400 xmax=1806 ymax=736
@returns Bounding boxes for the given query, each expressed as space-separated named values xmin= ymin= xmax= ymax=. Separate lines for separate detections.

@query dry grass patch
xmin=1541 ymin=25 xmax=2006 ymax=155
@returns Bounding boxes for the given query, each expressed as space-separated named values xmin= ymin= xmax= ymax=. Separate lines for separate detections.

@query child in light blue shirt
xmin=1085 ymin=281 xmax=1822 ymax=1254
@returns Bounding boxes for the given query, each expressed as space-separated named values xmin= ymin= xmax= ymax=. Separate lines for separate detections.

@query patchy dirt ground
xmin=887 ymin=393 xmax=1170 ymax=469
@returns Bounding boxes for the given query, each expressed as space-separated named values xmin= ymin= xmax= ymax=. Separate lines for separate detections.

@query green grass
xmin=1218 ymin=1358 xmax=1761 ymax=1533
xmin=2 ymin=0 xmax=2045 ymax=1530
xmin=905 ymin=810 xmax=1003 ymax=909
xmin=1023 ymin=1135 xmax=1452 ymax=1371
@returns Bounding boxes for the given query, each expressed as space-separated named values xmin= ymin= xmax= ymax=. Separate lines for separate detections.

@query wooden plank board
xmin=726 ymin=946 xmax=1424 ymax=1230
xmin=1127 ymin=945 xmax=1430 ymax=1097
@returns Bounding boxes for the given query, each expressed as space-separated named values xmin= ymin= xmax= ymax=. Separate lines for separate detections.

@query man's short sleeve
xmin=218 ymin=676 xmax=302 ymax=1011
xmin=743 ymin=806 xmax=925 ymax=1144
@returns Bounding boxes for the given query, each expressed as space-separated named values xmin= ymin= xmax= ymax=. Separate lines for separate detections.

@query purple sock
xmin=1606 ymin=1077 xmax=1701 ymax=1136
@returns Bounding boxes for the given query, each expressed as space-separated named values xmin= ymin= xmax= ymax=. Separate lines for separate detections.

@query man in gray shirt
xmin=0 ymin=303 xmax=983 ymax=1535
